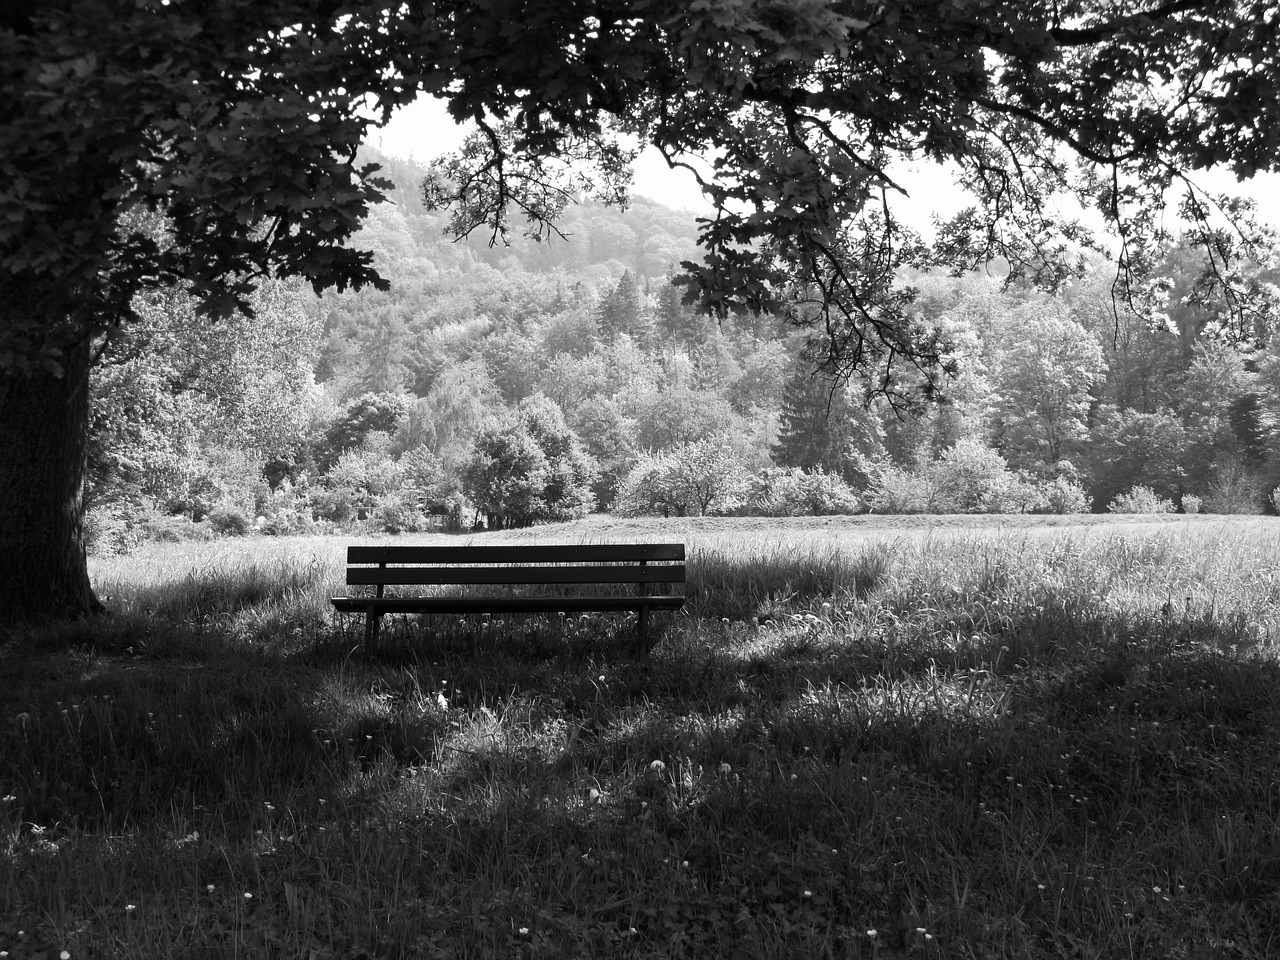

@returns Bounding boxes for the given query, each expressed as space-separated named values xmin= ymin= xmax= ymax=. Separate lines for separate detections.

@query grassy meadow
xmin=3 ymin=514 xmax=1280 ymax=958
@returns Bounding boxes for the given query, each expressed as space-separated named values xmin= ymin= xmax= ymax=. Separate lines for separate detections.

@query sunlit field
xmin=4 ymin=514 xmax=1280 ymax=959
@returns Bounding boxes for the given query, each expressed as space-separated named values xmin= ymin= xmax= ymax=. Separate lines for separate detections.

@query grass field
xmin=3 ymin=514 xmax=1280 ymax=958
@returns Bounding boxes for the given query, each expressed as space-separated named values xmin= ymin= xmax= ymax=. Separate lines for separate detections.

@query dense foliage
xmin=7 ymin=0 xmax=1280 ymax=619
xmin=84 ymin=149 xmax=1280 ymax=547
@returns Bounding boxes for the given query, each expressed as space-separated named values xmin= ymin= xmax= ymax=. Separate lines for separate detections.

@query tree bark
xmin=0 ymin=336 xmax=101 ymax=625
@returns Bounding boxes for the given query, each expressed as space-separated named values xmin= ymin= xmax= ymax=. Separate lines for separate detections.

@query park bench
xmin=331 ymin=542 xmax=686 ymax=652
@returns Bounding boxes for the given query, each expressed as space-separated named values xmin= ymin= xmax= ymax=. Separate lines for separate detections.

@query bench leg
xmin=364 ymin=611 xmax=382 ymax=651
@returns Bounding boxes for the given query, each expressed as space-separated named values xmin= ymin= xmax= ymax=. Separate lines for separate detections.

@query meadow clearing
xmin=3 ymin=513 xmax=1280 ymax=959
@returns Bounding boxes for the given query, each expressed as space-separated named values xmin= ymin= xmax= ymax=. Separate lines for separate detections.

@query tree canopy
xmin=6 ymin=1 xmax=1279 ymax=378
xmin=418 ymin=0 xmax=1280 ymax=399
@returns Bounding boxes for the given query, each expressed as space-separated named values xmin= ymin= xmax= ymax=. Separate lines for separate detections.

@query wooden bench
xmin=331 ymin=543 xmax=686 ymax=652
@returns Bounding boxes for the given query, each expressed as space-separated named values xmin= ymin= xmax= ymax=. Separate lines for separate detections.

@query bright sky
xmin=371 ymin=96 xmax=1279 ymax=232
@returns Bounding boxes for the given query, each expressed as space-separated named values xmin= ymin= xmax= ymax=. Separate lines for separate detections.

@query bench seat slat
xmin=332 ymin=595 xmax=686 ymax=614
xmin=346 ymin=543 xmax=684 ymax=565
xmin=345 ymin=565 xmax=685 ymax=586
xmin=333 ymin=542 xmax=686 ymax=653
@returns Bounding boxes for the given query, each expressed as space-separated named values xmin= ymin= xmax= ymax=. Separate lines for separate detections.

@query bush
xmin=614 ymin=455 xmax=683 ymax=517
xmin=745 ymin=467 xmax=864 ymax=516
xmin=86 ymin=497 xmax=211 ymax=553
xmin=84 ymin=503 xmax=146 ymax=556
xmin=138 ymin=511 xmax=209 ymax=544
xmin=1108 ymin=485 xmax=1175 ymax=514
xmin=929 ymin=439 xmax=1035 ymax=513
xmin=614 ymin=435 xmax=751 ymax=518
xmin=860 ymin=440 xmax=1036 ymax=514
xmin=1182 ymin=493 xmax=1202 ymax=515
xmin=208 ymin=505 xmax=252 ymax=536
xmin=1203 ymin=460 xmax=1264 ymax=514
xmin=373 ymin=491 xmax=429 ymax=534
xmin=309 ymin=485 xmax=360 ymax=524
xmin=1038 ymin=475 xmax=1091 ymax=514
xmin=163 ymin=446 xmax=269 ymax=523
xmin=462 ymin=395 xmax=597 ymax=527
xmin=860 ymin=460 xmax=931 ymax=514
xmin=256 ymin=493 xmax=316 ymax=536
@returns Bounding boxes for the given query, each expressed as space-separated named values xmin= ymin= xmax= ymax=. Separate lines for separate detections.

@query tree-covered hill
xmin=85 ymin=150 xmax=1280 ymax=550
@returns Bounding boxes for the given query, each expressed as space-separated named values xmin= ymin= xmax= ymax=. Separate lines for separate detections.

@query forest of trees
xmin=85 ymin=148 xmax=1280 ymax=551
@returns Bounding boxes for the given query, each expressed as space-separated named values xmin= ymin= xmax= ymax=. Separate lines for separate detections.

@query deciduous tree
xmin=6 ymin=0 xmax=1280 ymax=622
xmin=461 ymin=395 xmax=596 ymax=528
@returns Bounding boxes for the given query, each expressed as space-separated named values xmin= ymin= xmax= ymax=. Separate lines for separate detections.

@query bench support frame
xmin=331 ymin=543 xmax=686 ymax=654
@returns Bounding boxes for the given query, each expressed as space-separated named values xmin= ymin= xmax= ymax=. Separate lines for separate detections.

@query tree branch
xmin=1048 ymin=0 xmax=1212 ymax=46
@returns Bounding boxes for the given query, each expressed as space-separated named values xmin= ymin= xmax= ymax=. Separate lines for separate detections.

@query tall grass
xmin=3 ymin=518 xmax=1280 ymax=958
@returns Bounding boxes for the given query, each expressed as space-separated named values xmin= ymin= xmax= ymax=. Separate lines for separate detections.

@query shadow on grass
xmin=4 ymin=585 xmax=1280 ymax=958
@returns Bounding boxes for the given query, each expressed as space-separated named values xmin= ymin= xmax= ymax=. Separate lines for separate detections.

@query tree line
xmin=7 ymin=0 xmax=1280 ymax=621
xmin=85 ymin=153 xmax=1280 ymax=549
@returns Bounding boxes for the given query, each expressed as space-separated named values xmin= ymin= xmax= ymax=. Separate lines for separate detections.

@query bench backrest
xmin=345 ymin=543 xmax=686 ymax=589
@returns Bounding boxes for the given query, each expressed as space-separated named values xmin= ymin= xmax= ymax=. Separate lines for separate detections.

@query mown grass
xmin=3 ymin=516 xmax=1280 ymax=959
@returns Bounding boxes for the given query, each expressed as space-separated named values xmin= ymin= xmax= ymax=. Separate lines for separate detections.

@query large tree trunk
xmin=0 ymin=336 xmax=101 ymax=625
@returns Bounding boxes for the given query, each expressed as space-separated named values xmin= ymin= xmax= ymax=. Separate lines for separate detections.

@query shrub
xmin=87 ymin=496 xmax=211 ymax=553
xmin=615 ymin=435 xmax=751 ymax=518
xmin=1182 ymin=493 xmax=1202 ymax=515
xmin=860 ymin=459 xmax=931 ymax=514
xmin=862 ymin=440 xmax=1037 ymax=514
xmin=374 ymin=491 xmax=429 ymax=534
xmin=1108 ymin=485 xmax=1175 ymax=514
xmin=256 ymin=492 xmax=316 ymax=535
xmin=1203 ymin=460 xmax=1264 ymax=514
xmin=309 ymin=485 xmax=360 ymax=524
xmin=1038 ymin=475 xmax=1092 ymax=514
xmin=84 ymin=502 xmax=145 ymax=556
xmin=138 ymin=511 xmax=209 ymax=544
xmin=746 ymin=467 xmax=864 ymax=516
xmin=208 ymin=504 xmax=252 ymax=536
xmin=615 ymin=454 xmax=684 ymax=517
xmin=462 ymin=395 xmax=597 ymax=528
xmin=164 ymin=445 xmax=269 ymax=523
xmin=929 ymin=439 xmax=1031 ymax=513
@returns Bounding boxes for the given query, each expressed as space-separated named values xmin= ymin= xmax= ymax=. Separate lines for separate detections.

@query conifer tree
xmin=654 ymin=278 xmax=702 ymax=346
xmin=597 ymin=270 xmax=643 ymax=342
xmin=772 ymin=360 xmax=853 ymax=477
